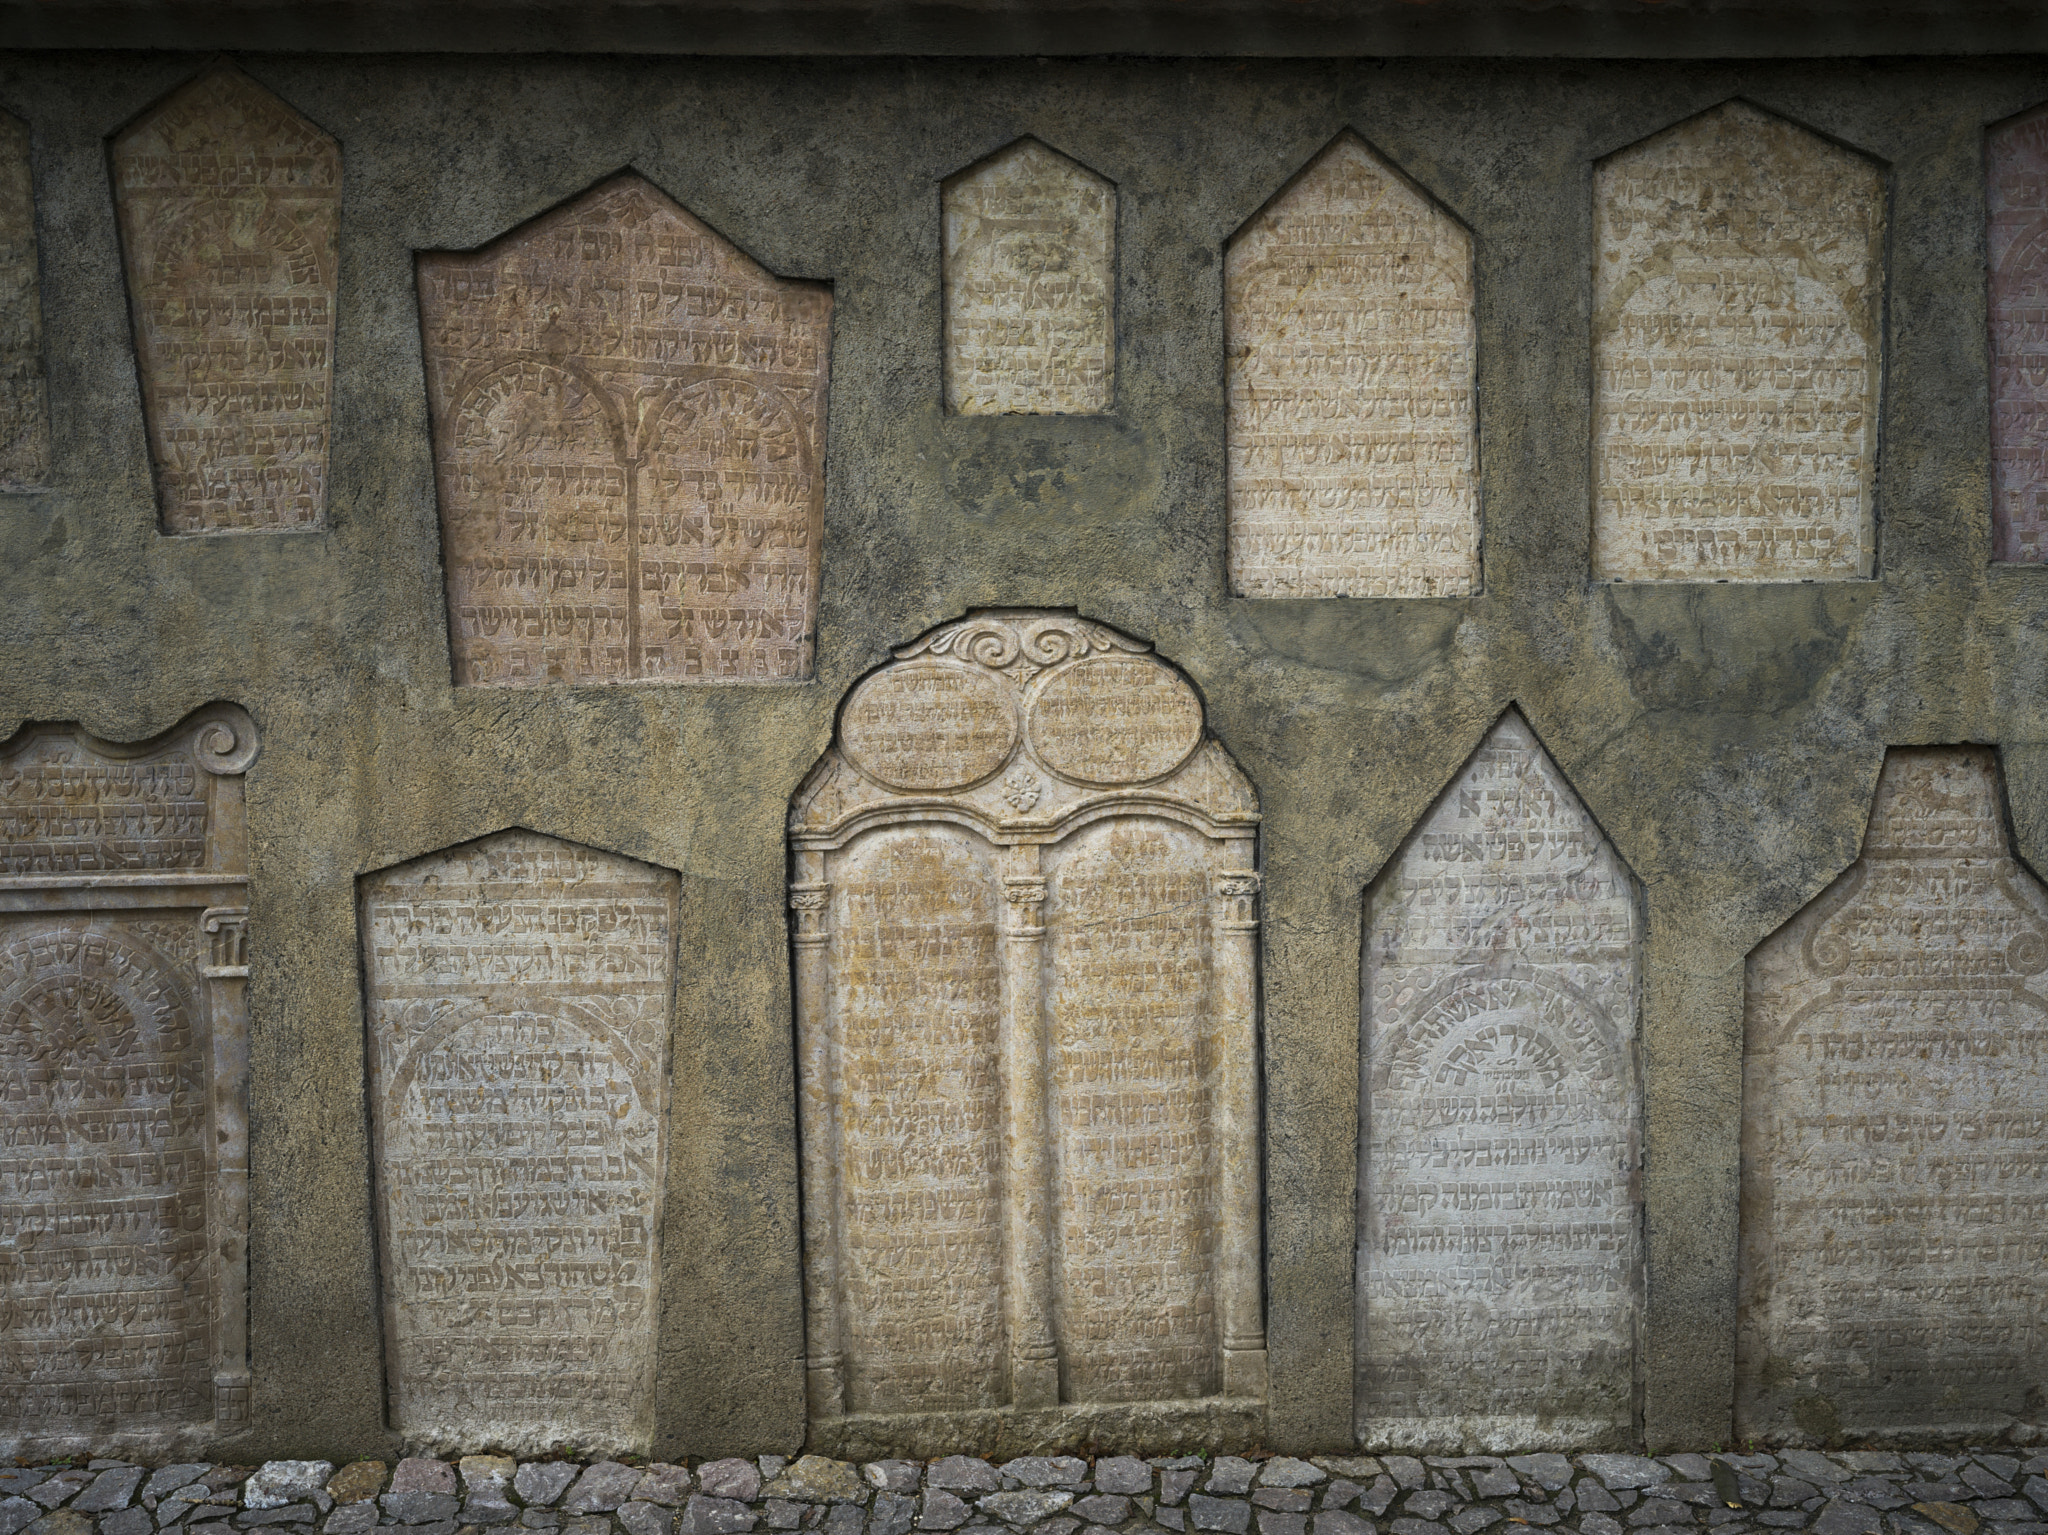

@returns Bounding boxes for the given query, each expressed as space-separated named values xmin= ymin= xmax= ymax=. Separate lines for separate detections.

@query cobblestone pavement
xmin=4 ymin=1449 xmax=2045 ymax=1535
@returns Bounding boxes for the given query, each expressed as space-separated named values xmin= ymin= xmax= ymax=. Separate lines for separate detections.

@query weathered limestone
xmin=109 ymin=68 xmax=339 ymax=533
xmin=0 ymin=109 xmax=48 ymax=491
xmin=358 ymin=830 xmax=679 ymax=1453
xmin=1592 ymin=100 xmax=1884 ymax=581
xmin=1360 ymin=711 xmax=1641 ymax=1451
xmin=790 ymin=611 xmax=1263 ymax=1433
xmin=943 ymin=139 xmax=1114 ymax=415
xmin=1738 ymin=747 xmax=2048 ymax=1442
xmin=1989 ymin=103 xmax=2048 ymax=563
xmin=418 ymin=173 xmax=831 ymax=686
xmin=0 ymin=705 xmax=258 ymax=1455
xmin=1226 ymin=133 xmax=1478 ymax=598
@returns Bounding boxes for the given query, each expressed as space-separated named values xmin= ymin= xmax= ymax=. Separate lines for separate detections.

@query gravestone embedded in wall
xmin=1989 ymin=102 xmax=2048 ymax=563
xmin=0 ymin=108 xmax=49 ymax=491
xmin=110 ymin=67 xmax=339 ymax=533
xmin=1592 ymin=100 xmax=1883 ymax=580
xmin=359 ymin=830 xmax=678 ymax=1452
xmin=943 ymin=139 xmax=1114 ymax=414
xmin=419 ymin=174 xmax=831 ymax=686
xmin=1360 ymin=711 xmax=1641 ymax=1449
xmin=789 ymin=611 xmax=1263 ymax=1428
xmin=1226 ymin=132 xmax=1478 ymax=598
xmin=0 ymin=705 xmax=258 ymax=1454
xmin=1738 ymin=747 xmax=2048 ymax=1441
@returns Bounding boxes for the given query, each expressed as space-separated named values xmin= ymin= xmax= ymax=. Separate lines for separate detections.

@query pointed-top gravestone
xmin=1361 ymin=710 xmax=1641 ymax=1449
xmin=943 ymin=139 xmax=1115 ymax=415
xmin=111 ymin=67 xmax=340 ymax=532
xmin=1227 ymin=132 xmax=1478 ymax=599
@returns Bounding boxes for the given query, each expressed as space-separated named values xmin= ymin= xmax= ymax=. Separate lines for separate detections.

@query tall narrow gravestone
xmin=110 ymin=68 xmax=340 ymax=533
xmin=0 ymin=705 xmax=258 ymax=1455
xmin=360 ymin=831 xmax=678 ymax=1452
xmin=943 ymin=139 xmax=1115 ymax=415
xmin=789 ymin=611 xmax=1263 ymax=1434
xmin=1738 ymin=748 xmax=2048 ymax=1442
xmin=418 ymin=174 xmax=831 ymax=686
xmin=1988 ymin=103 xmax=2048 ymax=564
xmin=1591 ymin=101 xmax=1884 ymax=581
xmin=1360 ymin=711 xmax=1641 ymax=1449
xmin=0 ymin=108 xmax=49 ymax=491
xmin=1226 ymin=133 xmax=1478 ymax=599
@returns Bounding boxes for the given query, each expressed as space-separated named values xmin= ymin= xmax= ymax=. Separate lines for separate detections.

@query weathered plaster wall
xmin=2 ymin=51 xmax=2047 ymax=1463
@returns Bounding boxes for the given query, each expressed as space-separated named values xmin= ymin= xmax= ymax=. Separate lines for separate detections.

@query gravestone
xmin=0 ymin=108 xmax=48 ymax=491
xmin=1591 ymin=100 xmax=1883 ymax=580
xmin=1738 ymin=747 xmax=2048 ymax=1440
xmin=419 ymin=174 xmax=831 ymax=686
xmin=789 ymin=610 xmax=1263 ymax=1428
xmin=1226 ymin=132 xmax=1478 ymax=598
xmin=359 ymin=830 xmax=678 ymax=1452
xmin=0 ymin=704 xmax=258 ymax=1454
xmin=110 ymin=67 xmax=339 ymax=533
xmin=1360 ymin=711 xmax=1641 ymax=1449
xmin=943 ymin=139 xmax=1115 ymax=415
xmin=1989 ymin=102 xmax=2048 ymax=563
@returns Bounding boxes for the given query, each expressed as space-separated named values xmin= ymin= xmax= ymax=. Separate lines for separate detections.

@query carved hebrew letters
xmin=792 ymin=612 xmax=1263 ymax=1423
xmin=943 ymin=140 xmax=1114 ymax=415
xmin=360 ymin=831 xmax=677 ymax=1452
xmin=1592 ymin=102 xmax=1883 ymax=580
xmin=1226 ymin=135 xmax=1478 ymax=598
xmin=0 ymin=706 xmax=258 ymax=1453
xmin=1738 ymin=749 xmax=2048 ymax=1440
xmin=0 ymin=110 xmax=49 ymax=490
xmin=1361 ymin=713 xmax=1641 ymax=1448
xmin=1990 ymin=105 xmax=2048 ymax=563
xmin=419 ymin=175 xmax=831 ymax=686
xmin=110 ymin=69 xmax=339 ymax=533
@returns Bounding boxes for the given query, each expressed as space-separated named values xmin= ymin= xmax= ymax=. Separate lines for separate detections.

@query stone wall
xmin=2 ymin=44 xmax=2048 ymax=1465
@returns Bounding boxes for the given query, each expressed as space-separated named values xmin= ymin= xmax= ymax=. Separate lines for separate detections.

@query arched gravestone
xmin=0 ymin=704 xmax=258 ymax=1456
xmin=110 ymin=67 xmax=340 ymax=533
xmin=1989 ymin=102 xmax=2048 ymax=564
xmin=943 ymin=139 xmax=1115 ymax=415
xmin=1226 ymin=132 xmax=1478 ymax=599
xmin=1360 ymin=711 xmax=1641 ymax=1449
xmin=359 ymin=830 xmax=678 ymax=1453
xmin=1738 ymin=748 xmax=2048 ymax=1442
xmin=1592 ymin=100 xmax=1884 ymax=581
xmin=789 ymin=611 xmax=1263 ymax=1431
xmin=0 ymin=108 xmax=50 ymax=491
xmin=418 ymin=174 xmax=831 ymax=686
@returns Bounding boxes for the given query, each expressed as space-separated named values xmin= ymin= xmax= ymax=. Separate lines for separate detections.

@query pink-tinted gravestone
xmin=1990 ymin=103 xmax=2048 ymax=563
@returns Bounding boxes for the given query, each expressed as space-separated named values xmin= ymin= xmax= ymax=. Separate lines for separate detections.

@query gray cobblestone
xmin=2 ymin=1504 xmax=44 ymax=1535
xmin=1310 ymin=1512 xmax=1371 ymax=1535
xmin=1204 ymin=1470 xmax=1255 ymax=1502
xmin=1185 ymin=1500 xmax=1248 ymax=1535
xmin=1093 ymin=1471 xmax=1149 ymax=1502
xmin=100 ymin=1514 xmax=150 ymax=1535
xmin=871 ymin=1494 xmax=916 ymax=1535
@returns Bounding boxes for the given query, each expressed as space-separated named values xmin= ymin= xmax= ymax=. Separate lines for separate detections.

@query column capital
xmin=1004 ymin=875 xmax=1047 ymax=938
xmin=1214 ymin=869 xmax=1260 ymax=931
xmin=790 ymin=881 xmax=831 ymax=945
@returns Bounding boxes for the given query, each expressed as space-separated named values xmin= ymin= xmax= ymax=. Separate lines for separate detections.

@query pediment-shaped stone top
xmin=946 ymin=135 xmax=1111 ymax=194
xmin=451 ymin=172 xmax=812 ymax=299
xmin=112 ymin=66 xmax=338 ymax=184
xmin=792 ymin=610 xmax=1257 ymax=842
xmin=1600 ymin=98 xmax=1880 ymax=181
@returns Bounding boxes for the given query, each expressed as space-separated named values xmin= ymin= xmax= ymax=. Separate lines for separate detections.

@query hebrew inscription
xmin=1738 ymin=748 xmax=2048 ymax=1440
xmin=0 ymin=110 xmax=48 ymax=491
xmin=943 ymin=139 xmax=1114 ymax=415
xmin=361 ymin=830 xmax=678 ymax=1452
xmin=1990 ymin=104 xmax=2048 ymax=563
xmin=110 ymin=68 xmax=339 ymax=533
xmin=791 ymin=611 xmax=1264 ymax=1423
xmin=1226 ymin=134 xmax=1478 ymax=598
xmin=1592 ymin=101 xmax=1883 ymax=581
xmin=1361 ymin=711 xmax=1641 ymax=1448
xmin=0 ymin=706 xmax=257 ymax=1453
xmin=419 ymin=174 xmax=831 ymax=687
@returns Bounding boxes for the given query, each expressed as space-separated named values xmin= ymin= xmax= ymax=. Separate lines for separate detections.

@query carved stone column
xmin=789 ymin=862 xmax=844 ymax=1417
xmin=1001 ymin=852 xmax=1059 ymax=1407
xmin=201 ymin=906 xmax=251 ymax=1430
xmin=1213 ymin=861 xmax=1267 ymax=1398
